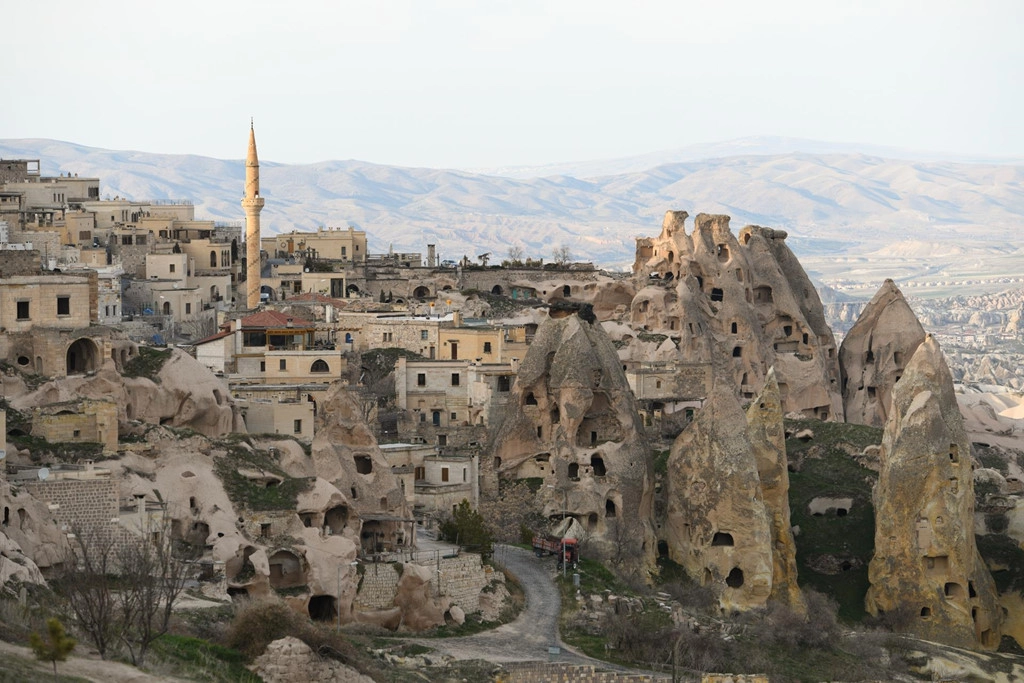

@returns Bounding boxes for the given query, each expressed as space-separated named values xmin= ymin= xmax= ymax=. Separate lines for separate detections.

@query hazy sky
xmin=5 ymin=1 xmax=1022 ymax=168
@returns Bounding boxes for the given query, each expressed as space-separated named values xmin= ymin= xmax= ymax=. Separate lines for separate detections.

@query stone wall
xmin=436 ymin=552 xmax=490 ymax=612
xmin=354 ymin=552 xmax=490 ymax=613
xmin=498 ymin=662 xmax=664 ymax=682
xmin=355 ymin=561 xmax=401 ymax=609
xmin=0 ymin=250 xmax=41 ymax=277
xmin=24 ymin=479 xmax=118 ymax=531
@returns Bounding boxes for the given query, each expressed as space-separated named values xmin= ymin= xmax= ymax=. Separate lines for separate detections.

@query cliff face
xmin=839 ymin=279 xmax=926 ymax=427
xmin=488 ymin=305 xmax=656 ymax=576
xmin=663 ymin=381 xmax=774 ymax=611
xmin=631 ymin=212 xmax=842 ymax=420
xmin=865 ymin=335 xmax=1002 ymax=649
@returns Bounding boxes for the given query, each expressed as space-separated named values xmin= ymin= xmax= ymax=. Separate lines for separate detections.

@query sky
xmin=4 ymin=0 xmax=1022 ymax=168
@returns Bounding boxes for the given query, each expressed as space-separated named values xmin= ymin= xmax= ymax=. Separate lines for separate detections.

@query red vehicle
xmin=532 ymin=534 xmax=579 ymax=569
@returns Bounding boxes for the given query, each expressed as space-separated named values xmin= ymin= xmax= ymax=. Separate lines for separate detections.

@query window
xmin=498 ymin=376 xmax=511 ymax=392
xmin=293 ymin=419 xmax=302 ymax=434
xmin=450 ymin=412 xmax=457 ymax=420
xmin=342 ymin=246 xmax=347 ymax=256
xmin=441 ymin=467 xmax=449 ymax=482
xmin=169 ymin=264 xmax=176 ymax=273
xmin=185 ymin=303 xmax=191 ymax=314
xmin=73 ymin=429 xmax=81 ymax=438
xmin=421 ymin=330 xmax=428 ymax=340
xmin=451 ymin=373 xmax=460 ymax=386
xmin=279 ymin=359 xmax=287 ymax=371
xmin=57 ymin=296 xmax=70 ymax=315
xmin=260 ymin=361 xmax=266 ymax=372
xmin=483 ymin=342 xmax=492 ymax=353
xmin=311 ymin=359 xmax=330 ymax=373
xmin=417 ymin=373 xmax=426 ymax=386
xmin=16 ymin=301 xmax=29 ymax=320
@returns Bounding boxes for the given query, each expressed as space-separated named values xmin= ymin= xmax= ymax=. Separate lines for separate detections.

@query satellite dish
xmin=37 ymin=467 xmax=50 ymax=481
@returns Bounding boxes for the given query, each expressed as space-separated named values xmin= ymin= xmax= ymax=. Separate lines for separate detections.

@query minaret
xmin=242 ymin=120 xmax=265 ymax=309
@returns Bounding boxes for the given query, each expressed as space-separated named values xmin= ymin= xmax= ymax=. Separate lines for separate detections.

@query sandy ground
xmin=0 ymin=640 xmax=185 ymax=682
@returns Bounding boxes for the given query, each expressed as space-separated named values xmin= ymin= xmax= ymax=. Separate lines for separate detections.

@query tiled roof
xmin=240 ymin=310 xmax=314 ymax=330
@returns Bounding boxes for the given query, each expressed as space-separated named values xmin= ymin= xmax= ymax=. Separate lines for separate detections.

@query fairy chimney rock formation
xmin=865 ymin=335 xmax=1002 ymax=649
xmin=488 ymin=304 xmax=656 ymax=575
xmin=840 ymin=279 xmax=926 ymax=427
xmin=664 ymin=381 xmax=774 ymax=611
xmin=631 ymin=211 xmax=842 ymax=421
xmin=745 ymin=368 xmax=805 ymax=612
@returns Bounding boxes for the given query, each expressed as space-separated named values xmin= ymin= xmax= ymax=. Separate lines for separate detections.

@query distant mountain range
xmin=1 ymin=136 xmax=1021 ymax=270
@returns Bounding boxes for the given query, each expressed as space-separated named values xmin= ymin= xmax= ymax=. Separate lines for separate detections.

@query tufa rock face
xmin=745 ymin=368 xmax=804 ymax=612
xmin=839 ymin=279 xmax=926 ymax=427
xmin=663 ymin=380 xmax=774 ymax=611
xmin=487 ymin=306 xmax=656 ymax=575
xmin=631 ymin=211 xmax=842 ymax=420
xmin=11 ymin=349 xmax=241 ymax=438
xmin=312 ymin=383 xmax=409 ymax=525
xmin=865 ymin=336 xmax=1002 ymax=649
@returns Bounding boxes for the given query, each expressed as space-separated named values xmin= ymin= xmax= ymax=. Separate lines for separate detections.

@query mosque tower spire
xmin=242 ymin=119 xmax=265 ymax=309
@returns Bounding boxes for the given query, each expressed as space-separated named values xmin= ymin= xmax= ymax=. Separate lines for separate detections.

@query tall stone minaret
xmin=242 ymin=120 xmax=265 ymax=309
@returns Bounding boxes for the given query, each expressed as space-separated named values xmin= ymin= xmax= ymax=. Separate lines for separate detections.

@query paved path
xmin=403 ymin=533 xmax=608 ymax=667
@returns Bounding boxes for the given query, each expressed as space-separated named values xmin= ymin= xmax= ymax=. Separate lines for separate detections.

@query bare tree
xmin=115 ymin=511 xmax=195 ymax=666
xmin=59 ymin=526 xmax=119 ymax=659
xmin=60 ymin=507 xmax=196 ymax=666
xmin=552 ymin=245 xmax=571 ymax=266
xmin=507 ymin=245 xmax=524 ymax=266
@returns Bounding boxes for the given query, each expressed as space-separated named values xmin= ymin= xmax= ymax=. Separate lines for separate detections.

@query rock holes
xmin=308 ymin=595 xmax=337 ymax=622
xmin=568 ymin=463 xmax=579 ymax=480
xmin=525 ymin=392 xmax=538 ymax=406
xmin=920 ymin=606 xmax=931 ymax=618
xmin=16 ymin=356 xmax=29 ymax=366
xmin=944 ymin=582 xmax=965 ymax=600
xmin=354 ymin=455 xmax=373 ymax=474
xmin=725 ymin=567 xmax=744 ymax=588
xmin=711 ymin=532 xmax=734 ymax=547
xmin=605 ymin=499 xmax=616 ymax=518
xmin=591 ymin=455 xmax=606 ymax=477
xmin=657 ymin=540 xmax=669 ymax=558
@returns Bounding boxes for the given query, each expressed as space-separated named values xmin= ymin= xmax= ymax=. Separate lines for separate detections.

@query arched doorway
xmin=413 ymin=285 xmax=431 ymax=299
xmin=66 ymin=338 xmax=100 ymax=375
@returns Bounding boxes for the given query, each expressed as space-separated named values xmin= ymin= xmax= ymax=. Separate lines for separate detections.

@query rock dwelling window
xmin=498 ymin=376 xmax=511 ymax=392
xmin=732 ymin=346 xmax=742 ymax=358
xmin=525 ymin=393 xmax=537 ymax=405
xmin=417 ymin=373 xmax=426 ymax=386
xmin=710 ymin=288 xmax=724 ymax=302
xmin=944 ymin=582 xmax=965 ymax=600
xmin=568 ymin=463 xmax=579 ymax=479
xmin=783 ymin=325 xmax=793 ymax=337
xmin=865 ymin=349 xmax=875 ymax=363
xmin=949 ymin=444 xmax=959 ymax=463
xmin=605 ymin=499 xmax=616 ymax=517
xmin=731 ymin=322 xmax=738 ymax=334
xmin=550 ymin=406 xmax=560 ymax=423
xmin=716 ymin=244 xmax=729 ymax=262
xmin=354 ymin=455 xmax=373 ymax=474
xmin=563 ymin=285 xmax=571 ymax=297
xmin=591 ymin=455 xmax=606 ymax=476
xmin=712 ymin=532 xmax=734 ymax=546
xmin=57 ymin=296 xmax=70 ymax=316
xmin=921 ymin=607 xmax=932 ymax=618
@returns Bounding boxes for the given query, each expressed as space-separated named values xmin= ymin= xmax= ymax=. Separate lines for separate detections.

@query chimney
xmin=286 ymin=317 xmax=294 ymax=328
xmin=453 ymin=311 xmax=463 ymax=327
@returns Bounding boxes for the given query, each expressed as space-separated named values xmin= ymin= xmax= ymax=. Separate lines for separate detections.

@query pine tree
xmin=29 ymin=617 xmax=76 ymax=678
